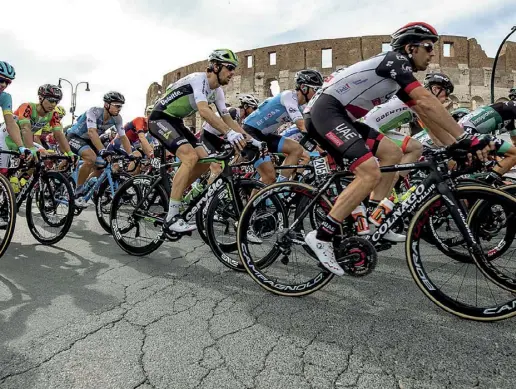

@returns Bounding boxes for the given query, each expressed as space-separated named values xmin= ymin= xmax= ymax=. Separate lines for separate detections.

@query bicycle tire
xmin=110 ymin=175 xmax=168 ymax=256
xmin=406 ymin=186 xmax=516 ymax=321
xmin=94 ymin=172 xmax=131 ymax=233
xmin=237 ymin=181 xmax=335 ymax=296
xmin=205 ymin=178 xmax=265 ymax=271
xmin=26 ymin=171 xmax=74 ymax=245
xmin=0 ymin=174 xmax=16 ymax=258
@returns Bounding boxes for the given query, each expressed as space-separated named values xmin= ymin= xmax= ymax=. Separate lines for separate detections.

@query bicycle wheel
xmin=205 ymin=178 xmax=265 ymax=271
xmin=0 ymin=174 xmax=16 ymax=257
xmin=406 ymin=186 xmax=516 ymax=321
xmin=110 ymin=175 xmax=168 ymax=256
xmin=237 ymin=181 xmax=335 ymax=296
xmin=26 ymin=171 xmax=74 ymax=245
xmin=94 ymin=172 xmax=131 ymax=233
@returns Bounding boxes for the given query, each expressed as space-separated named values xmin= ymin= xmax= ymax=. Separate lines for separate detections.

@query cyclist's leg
xmin=201 ymin=131 xmax=223 ymax=185
xmin=385 ymin=130 xmax=422 ymax=176
xmin=274 ymin=136 xmax=304 ymax=180
xmin=303 ymin=96 xmax=381 ymax=275
xmin=491 ymin=140 xmax=516 ymax=176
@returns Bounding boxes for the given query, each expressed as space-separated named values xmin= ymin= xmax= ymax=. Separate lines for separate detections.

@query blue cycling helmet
xmin=0 ymin=61 xmax=16 ymax=80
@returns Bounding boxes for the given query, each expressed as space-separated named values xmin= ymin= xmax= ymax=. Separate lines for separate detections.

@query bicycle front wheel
xmin=0 ymin=173 xmax=16 ymax=257
xmin=406 ymin=186 xmax=516 ymax=321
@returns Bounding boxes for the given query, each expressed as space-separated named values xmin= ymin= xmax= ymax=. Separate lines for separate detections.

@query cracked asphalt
xmin=0 ymin=210 xmax=514 ymax=389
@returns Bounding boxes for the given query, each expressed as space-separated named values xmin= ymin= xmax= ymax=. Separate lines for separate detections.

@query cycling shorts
xmin=148 ymin=111 xmax=202 ymax=154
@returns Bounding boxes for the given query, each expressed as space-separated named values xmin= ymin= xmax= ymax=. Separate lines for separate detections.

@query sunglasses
xmin=223 ymin=63 xmax=236 ymax=72
xmin=45 ymin=97 xmax=61 ymax=103
xmin=0 ymin=77 xmax=12 ymax=86
xmin=111 ymin=103 xmax=123 ymax=109
xmin=413 ymin=42 xmax=435 ymax=53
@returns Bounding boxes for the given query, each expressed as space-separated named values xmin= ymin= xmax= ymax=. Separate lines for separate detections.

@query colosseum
xmin=146 ymin=34 xmax=516 ymax=130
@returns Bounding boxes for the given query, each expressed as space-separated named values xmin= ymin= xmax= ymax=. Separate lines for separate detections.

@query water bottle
xmin=183 ymin=181 xmax=204 ymax=204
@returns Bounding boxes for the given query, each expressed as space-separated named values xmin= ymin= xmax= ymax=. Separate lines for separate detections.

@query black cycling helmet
xmin=451 ymin=108 xmax=470 ymax=122
xmin=509 ymin=87 xmax=516 ymax=101
xmin=103 ymin=91 xmax=125 ymax=104
xmin=424 ymin=72 xmax=454 ymax=96
xmin=390 ymin=22 xmax=439 ymax=50
xmin=38 ymin=84 xmax=63 ymax=101
xmin=295 ymin=69 xmax=324 ymax=89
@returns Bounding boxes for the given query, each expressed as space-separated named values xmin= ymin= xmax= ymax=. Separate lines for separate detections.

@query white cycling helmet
xmin=238 ymin=94 xmax=260 ymax=109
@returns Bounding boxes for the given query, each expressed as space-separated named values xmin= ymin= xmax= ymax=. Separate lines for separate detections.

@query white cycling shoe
xmin=304 ymin=231 xmax=344 ymax=276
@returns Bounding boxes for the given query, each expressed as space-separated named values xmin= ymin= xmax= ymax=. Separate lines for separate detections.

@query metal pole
xmin=490 ymin=26 xmax=516 ymax=104
xmin=71 ymin=82 xmax=90 ymax=124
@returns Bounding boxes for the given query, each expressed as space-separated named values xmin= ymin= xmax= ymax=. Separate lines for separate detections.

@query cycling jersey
xmin=305 ymin=51 xmax=419 ymax=120
xmin=459 ymin=101 xmax=516 ymax=136
xmin=123 ymin=116 xmax=148 ymax=143
xmin=243 ymin=90 xmax=303 ymax=134
xmin=281 ymin=125 xmax=303 ymax=142
xmin=303 ymin=51 xmax=419 ymax=172
xmin=15 ymin=102 xmax=62 ymax=134
xmin=361 ymin=96 xmax=416 ymax=151
xmin=154 ymin=72 xmax=229 ymax=119
xmin=0 ymin=92 xmax=13 ymax=118
xmin=67 ymin=107 xmax=123 ymax=139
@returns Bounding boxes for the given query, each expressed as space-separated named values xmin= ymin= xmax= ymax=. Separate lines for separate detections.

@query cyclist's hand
xmin=18 ymin=146 xmax=32 ymax=160
xmin=226 ymin=130 xmax=246 ymax=151
xmin=450 ymin=133 xmax=494 ymax=162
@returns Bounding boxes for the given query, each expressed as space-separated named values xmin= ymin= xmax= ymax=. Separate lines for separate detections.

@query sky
xmin=2 ymin=0 xmax=516 ymax=126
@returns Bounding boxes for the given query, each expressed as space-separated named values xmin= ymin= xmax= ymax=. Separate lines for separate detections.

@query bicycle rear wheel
xmin=0 ymin=174 xmax=16 ymax=257
xmin=406 ymin=186 xmax=516 ymax=321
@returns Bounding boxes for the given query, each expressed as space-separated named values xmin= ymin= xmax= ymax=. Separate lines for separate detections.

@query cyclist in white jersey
xmin=148 ymin=49 xmax=248 ymax=233
xmin=302 ymin=22 xmax=493 ymax=275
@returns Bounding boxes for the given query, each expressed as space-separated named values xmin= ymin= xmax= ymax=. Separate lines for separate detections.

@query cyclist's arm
xmin=19 ymin=122 xmax=35 ymax=148
xmin=198 ymin=101 xmax=232 ymax=135
xmin=220 ymin=113 xmax=246 ymax=134
xmin=120 ymin=135 xmax=133 ymax=155
xmin=137 ymin=132 xmax=154 ymax=158
xmin=53 ymin=130 xmax=72 ymax=154
xmin=408 ymin=87 xmax=462 ymax=144
xmin=4 ymin=114 xmax=24 ymax=147
xmin=281 ymin=91 xmax=306 ymax=132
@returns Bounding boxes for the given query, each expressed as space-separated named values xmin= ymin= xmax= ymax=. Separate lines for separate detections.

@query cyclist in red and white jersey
xmin=303 ymin=22 xmax=493 ymax=275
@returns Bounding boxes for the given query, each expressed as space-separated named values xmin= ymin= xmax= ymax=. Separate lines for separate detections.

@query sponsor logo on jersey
xmin=160 ymin=90 xmax=183 ymax=106
xmin=336 ymin=83 xmax=351 ymax=94
xmin=375 ymin=107 xmax=409 ymax=122
xmin=386 ymin=61 xmax=394 ymax=67
xmin=401 ymin=64 xmax=412 ymax=73
xmin=353 ymin=79 xmax=368 ymax=85
xmin=288 ymin=107 xmax=297 ymax=113
xmin=390 ymin=69 xmax=397 ymax=79
xmin=396 ymin=54 xmax=407 ymax=61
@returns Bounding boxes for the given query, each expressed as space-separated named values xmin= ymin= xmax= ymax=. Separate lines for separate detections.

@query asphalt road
xmin=0 ymin=209 xmax=514 ymax=389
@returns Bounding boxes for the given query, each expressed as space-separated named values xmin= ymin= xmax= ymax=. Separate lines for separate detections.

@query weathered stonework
xmin=146 ymin=35 xmax=516 ymax=129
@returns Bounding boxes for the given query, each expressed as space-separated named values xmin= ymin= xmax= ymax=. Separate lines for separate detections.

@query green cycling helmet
xmin=208 ymin=49 xmax=239 ymax=67
xmin=451 ymin=107 xmax=470 ymax=122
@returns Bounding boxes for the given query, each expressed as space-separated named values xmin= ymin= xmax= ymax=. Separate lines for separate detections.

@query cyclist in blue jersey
xmin=67 ymin=91 xmax=132 ymax=207
xmin=0 ymin=61 xmax=30 ymax=171
xmin=242 ymin=70 xmax=322 ymax=184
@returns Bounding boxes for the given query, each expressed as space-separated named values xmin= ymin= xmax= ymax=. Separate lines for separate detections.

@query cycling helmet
xmin=0 ymin=61 xmax=15 ymax=80
xmin=424 ymin=72 xmax=454 ymax=95
xmin=295 ymin=69 xmax=324 ymax=88
xmin=38 ymin=84 xmax=63 ymax=100
xmin=390 ymin=22 xmax=439 ymax=50
xmin=451 ymin=107 xmax=470 ymax=122
xmin=103 ymin=91 xmax=125 ymax=104
xmin=208 ymin=49 xmax=239 ymax=67
xmin=54 ymin=105 xmax=67 ymax=118
xmin=228 ymin=107 xmax=241 ymax=122
xmin=509 ymin=87 xmax=516 ymax=101
xmin=238 ymin=94 xmax=260 ymax=109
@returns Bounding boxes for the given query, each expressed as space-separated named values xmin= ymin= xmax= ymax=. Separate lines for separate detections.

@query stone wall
xmin=146 ymin=35 xmax=516 ymax=129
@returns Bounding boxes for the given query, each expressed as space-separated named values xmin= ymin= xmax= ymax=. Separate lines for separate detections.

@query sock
xmin=276 ymin=175 xmax=288 ymax=182
xmin=166 ymin=199 xmax=182 ymax=223
xmin=316 ymin=214 xmax=341 ymax=242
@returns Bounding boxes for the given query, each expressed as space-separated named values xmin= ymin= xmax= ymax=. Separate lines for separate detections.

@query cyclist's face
xmin=0 ymin=77 xmax=11 ymax=93
xmin=41 ymin=98 xmax=57 ymax=112
xmin=219 ymin=63 xmax=236 ymax=85
xmin=431 ymin=85 xmax=448 ymax=103
xmin=107 ymin=102 xmax=123 ymax=116
xmin=411 ymin=39 xmax=435 ymax=71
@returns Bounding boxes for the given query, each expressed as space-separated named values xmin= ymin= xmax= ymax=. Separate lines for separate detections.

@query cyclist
xmin=12 ymin=85 xmax=74 ymax=158
xmin=67 ymin=91 xmax=132 ymax=207
xmin=238 ymin=93 xmax=260 ymax=121
xmin=148 ymin=49 xmax=247 ymax=233
xmin=242 ymin=69 xmax=320 ymax=184
xmin=451 ymin=107 xmax=470 ymax=122
xmin=303 ymin=22 xmax=492 ymax=275
xmin=509 ymin=88 xmax=516 ymax=101
xmin=0 ymin=61 xmax=28 ymax=171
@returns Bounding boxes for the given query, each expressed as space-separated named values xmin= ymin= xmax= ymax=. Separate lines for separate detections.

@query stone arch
xmin=471 ymin=96 xmax=485 ymax=110
xmin=264 ymin=78 xmax=280 ymax=97
xmin=448 ymin=95 xmax=459 ymax=110
xmin=496 ymin=97 xmax=509 ymax=103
